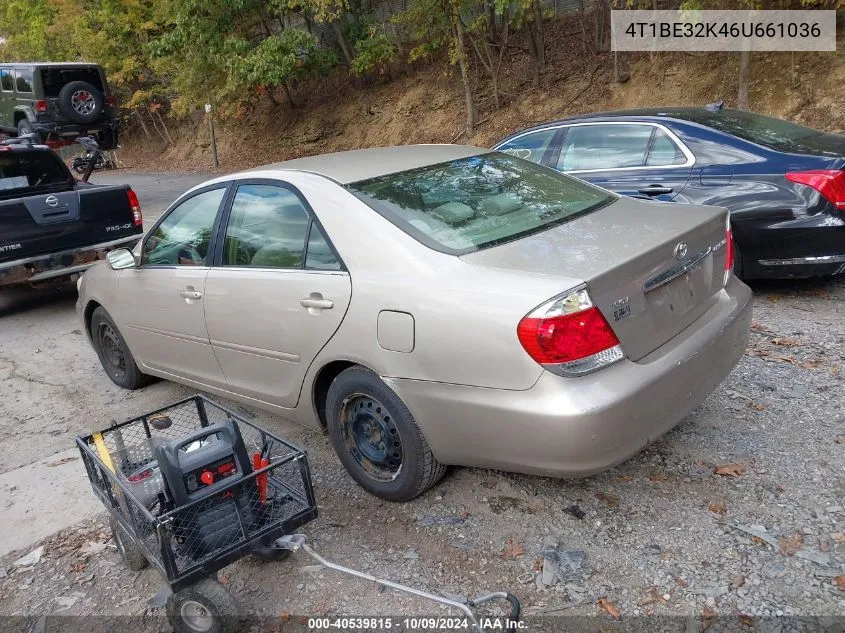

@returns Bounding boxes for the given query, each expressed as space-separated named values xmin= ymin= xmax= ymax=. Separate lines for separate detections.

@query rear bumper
xmin=0 ymin=234 xmax=140 ymax=287
xmin=735 ymin=215 xmax=845 ymax=279
xmin=387 ymin=276 xmax=753 ymax=477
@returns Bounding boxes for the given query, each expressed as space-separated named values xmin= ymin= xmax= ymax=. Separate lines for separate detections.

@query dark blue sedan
xmin=494 ymin=106 xmax=845 ymax=279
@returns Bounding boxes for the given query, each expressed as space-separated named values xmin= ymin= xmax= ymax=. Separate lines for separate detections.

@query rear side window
xmin=646 ymin=128 xmax=687 ymax=166
xmin=348 ymin=152 xmax=616 ymax=254
xmin=0 ymin=151 xmax=73 ymax=195
xmin=557 ymin=124 xmax=653 ymax=171
xmin=0 ymin=69 xmax=12 ymax=92
xmin=496 ymin=129 xmax=558 ymax=164
xmin=14 ymin=69 xmax=34 ymax=93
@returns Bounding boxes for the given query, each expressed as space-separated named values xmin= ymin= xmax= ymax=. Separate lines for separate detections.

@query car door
xmin=0 ymin=68 xmax=14 ymax=128
xmin=549 ymin=122 xmax=694 ymax=201
xmin=203 ymin=180 xmax=351 ymax=408
xmin=114 ymin=185 xmax=229 ymax=386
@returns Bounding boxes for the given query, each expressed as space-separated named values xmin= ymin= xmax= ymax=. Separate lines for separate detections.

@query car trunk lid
xmin=460 ymin=197 xmax=730 ymax=361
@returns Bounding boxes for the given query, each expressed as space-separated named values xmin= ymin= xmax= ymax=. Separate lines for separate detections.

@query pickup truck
xmin=0 ymin=137 xmax=142 ymax=288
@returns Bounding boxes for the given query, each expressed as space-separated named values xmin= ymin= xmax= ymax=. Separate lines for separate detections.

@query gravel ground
xmin=0 ymin=275 xmax=843 ymax=631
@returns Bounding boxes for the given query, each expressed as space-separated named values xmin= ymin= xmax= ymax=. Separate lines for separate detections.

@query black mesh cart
xmin=76 ymin=395 xmax=317 ymax=633
xmin=77 ymin=394 xmax=520 ymax=633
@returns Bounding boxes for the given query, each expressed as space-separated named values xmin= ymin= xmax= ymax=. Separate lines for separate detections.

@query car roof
xmin=249 ymin=144 xmax=491 ymax=185
xmin=501 ymin=107 xmax=721 ymax=138
xmin=0 ymin=62 xmax=102 ymax=68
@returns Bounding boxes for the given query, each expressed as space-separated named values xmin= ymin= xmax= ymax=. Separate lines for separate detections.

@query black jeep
xmin=0 ymin=63 xmax=119 ymax=149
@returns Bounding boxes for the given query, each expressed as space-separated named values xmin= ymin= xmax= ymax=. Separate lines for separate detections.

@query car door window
xmin=557 ymin=124 xmax=653 ymax=171
xmin=305 ymin=223 xmax=341 ymax=270
xmin=495 ymin=129 xmax=558 ymax=164
xmin=646 ymin=128 xmax=687 ymax=166
xmin=0 ymin=70 xmax=13 ymax=92
xmin=14 ymin=69 xmax=33 ymax=93
xmin=143 ymin=188 xmax=225 ymax=266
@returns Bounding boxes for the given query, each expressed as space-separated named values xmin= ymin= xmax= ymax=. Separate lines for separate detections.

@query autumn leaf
xmin=830 ymin=532 xmax=845 ymax=542
xmin=708 ymin=500 xmax=727 ymax=515
xmin=714 ymin=464 xmax=746 ymax=477
xmin=701 ymin=606 xmax=718 ymax=632
xmin=615 ymin=474 xmax=634 ymax=483
xmin=597 ymin=598 xmax=621 ymax=620
xmin=280 ymin=611 xmax=291 ymax=623
xmin=738 ymin=614 xmax=754 ymax=627
xmin=750 ymin=403 xmax=766 ymax=411
xmin=731 ymin=574 xmax=746 ymax=589
xmin=751 ymin=322 xmax=772 ymax=333
xmin=596 ymin=491 xmax=619 ymax=508
xmin=835 ymin=575 xmax=844 ymax=590
xmin=500 ymin=538 xmax=524 ymax=559
xmin=779 ymin=532 xmax=804 ymax=556
xmin=218 ymin=573 xmax=231 ymax=586
xmin=771 ymin=337 xmax=799 ymax=347
xmin=69 ymin=561 xmax=86 ymax=573
xmin=648 ymin=472 xmax=670 ymax=482
xmin=674 ymin=576 xmax=688 ymax=587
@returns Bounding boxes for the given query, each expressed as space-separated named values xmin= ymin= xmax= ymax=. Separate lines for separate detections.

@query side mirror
xmin=107 ymin=248 xmax=139 ymax=270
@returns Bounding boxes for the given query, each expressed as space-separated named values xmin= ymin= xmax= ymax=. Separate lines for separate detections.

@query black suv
xmin=0 ymin=63 xmax=119 ymax=149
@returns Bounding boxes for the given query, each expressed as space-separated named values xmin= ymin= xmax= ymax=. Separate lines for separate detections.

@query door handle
xmin=637 ymin=184 xmax=673 ymax=196
xmin=179 ymin=289 xmax=203 ymax=300
xmin=300 ymin=298 xmax=334 ymax=310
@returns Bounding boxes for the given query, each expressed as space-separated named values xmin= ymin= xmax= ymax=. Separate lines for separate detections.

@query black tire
xmin=58 ymin=80 xmax=105 ymax=124
xmin=732 ymin=236 xmax=746 ymax=281
xmin=90 ymin=306 xmax=151 ymax=390
xmin=110 ymin=515 xmax=148 ymax=571
xmin=325 ymin=366 xmax=446 ymax=502
xmin=250 ymin=542 xmax=292 ymax=562
xmin=166 ymin=578 xmax=238 ymax=633
xmin=71 ymin=157 xmax=88 ymax=174
xmin=16 ymin=119 xmax=42 ymax=143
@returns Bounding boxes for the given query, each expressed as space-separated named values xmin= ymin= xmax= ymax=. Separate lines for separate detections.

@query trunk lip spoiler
xmin=642 ymin=245 xmax=713 ymax=293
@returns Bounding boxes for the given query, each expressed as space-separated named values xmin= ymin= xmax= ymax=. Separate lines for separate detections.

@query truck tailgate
xmin=0 ymin=185 xmax=140 ymax=264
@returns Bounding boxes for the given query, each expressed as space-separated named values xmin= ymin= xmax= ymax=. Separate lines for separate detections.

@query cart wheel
xmin=250 ymin=542 xmax=291 ymax=562
xmin=110 ymin=516 xmax=148 ymax=571
xmin=167 ymin=578 xmax=238 ymax=633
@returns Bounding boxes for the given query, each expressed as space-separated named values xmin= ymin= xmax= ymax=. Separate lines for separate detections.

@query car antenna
xmin=705 ymin=100 xmax=724 ymax=112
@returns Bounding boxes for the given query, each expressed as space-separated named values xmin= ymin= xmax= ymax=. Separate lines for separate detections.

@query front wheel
xmin=90 ymin=306 xmax=151 ymax=390
xmin=325 ymin=366 xmax=446 ymax=502
xmin=166 ymin=578 xmax=238 ymax=633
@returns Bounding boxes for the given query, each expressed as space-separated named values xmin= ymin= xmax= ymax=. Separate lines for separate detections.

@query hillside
xmin=120 ymin=22 xmax=845 ymax=172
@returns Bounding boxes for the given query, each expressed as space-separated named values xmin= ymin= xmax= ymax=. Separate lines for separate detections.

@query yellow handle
xmin=92 ymin=432 xmax=115 ymax=473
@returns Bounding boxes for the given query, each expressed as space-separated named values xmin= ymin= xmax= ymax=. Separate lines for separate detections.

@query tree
xmin=465 ymin=0 xmax=510 ymax=109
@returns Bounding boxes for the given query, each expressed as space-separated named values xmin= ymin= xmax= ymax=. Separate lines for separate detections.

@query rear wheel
xmin=90 ymin=306 xmax=151 ymax=390
xmin=16 ymin=119 xmax=42 ymax=143
xmin=326 ymin=366 xmax=446 ymax=502
xmin=166 ymin=578 xmax=237 ymax=633
xmin=110 ymin=515 xmax=148 ymax=571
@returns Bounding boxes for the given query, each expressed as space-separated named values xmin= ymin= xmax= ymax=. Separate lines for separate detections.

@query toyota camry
xmin=77 ymin=145 xmax=753 ymax=501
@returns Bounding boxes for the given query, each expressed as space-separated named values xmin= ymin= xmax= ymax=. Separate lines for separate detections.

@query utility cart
xmin=77 ymin=395 xmax=520 ymax=633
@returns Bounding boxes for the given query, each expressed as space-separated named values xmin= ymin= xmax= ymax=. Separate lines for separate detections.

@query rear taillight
xmin=517 ymin=287 xmax=624 ymax=376
xmin=127 ymin=188 xmax=142 ymax=226
xmin=724 ymin=214 xmax=734 ymax=284
xmin=785 ymin=170 xmax=845 ymax=210
xmin=127 ymin=467 xmax=153 ymax=482
xmin=35 ymin=100 xmax=48 ymax=113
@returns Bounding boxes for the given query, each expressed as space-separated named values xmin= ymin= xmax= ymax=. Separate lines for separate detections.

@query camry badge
xmin=673 ymin=241 xmax=688 ymax=260
xmin=45 ymin=195 xmax=59 ymax=208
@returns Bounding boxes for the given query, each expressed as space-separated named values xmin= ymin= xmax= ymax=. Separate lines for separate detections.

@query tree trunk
xmin=332 ymin=21 xmax=354 ymax=66
xmin=133 ymin=109 xmax=151 ymax=138
xmin=153 ymin=109 xmax=175 ymax=146
xmin=282 ymin=81 xmax=295 ymax=108
xmin=737 ymin=48 xmax=751 ymax=109
xmin=453 ymin=16 xmax=475 ymax=136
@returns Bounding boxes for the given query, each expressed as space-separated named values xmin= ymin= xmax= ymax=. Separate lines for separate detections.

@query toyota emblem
xmin=45 ymin=195 xmax=59 ymax=208
xmin=673 ymin=241 xmax=688 ymax=260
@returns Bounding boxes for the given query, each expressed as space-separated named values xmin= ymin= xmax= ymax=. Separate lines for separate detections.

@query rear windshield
xmin=678 ymin=109 xmax=839 ymax=154
xmin=347 ymin=153 xmax=616 ymax=254
xmin=40 ymin=67 xmax=105 ymax=98
xmin=0 ymin=150 xmax=73 ymax=198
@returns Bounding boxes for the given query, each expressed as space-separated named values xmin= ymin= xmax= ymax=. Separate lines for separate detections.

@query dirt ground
xmin=1 ymin=265 xmax=843 ymax=629
xmin=116 ymin=25 xmax=845 ymax=174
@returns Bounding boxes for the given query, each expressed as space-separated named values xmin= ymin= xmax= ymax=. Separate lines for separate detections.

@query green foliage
xmin=350 ymin=30 xmax=395 ymax=76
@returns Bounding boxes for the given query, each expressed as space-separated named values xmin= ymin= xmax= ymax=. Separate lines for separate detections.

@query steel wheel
xmin=71 ymin=90 xmax=97 ymax=116
xmin=180 ymin=600 xmax=213 ymax=633
xmin=339 ymin=393 xmax=404 ymax=482
xmin=97 ymin=321 xmax=126 ymax=379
